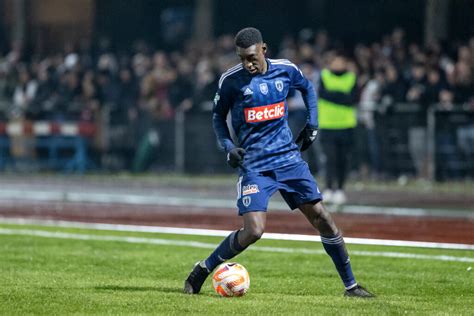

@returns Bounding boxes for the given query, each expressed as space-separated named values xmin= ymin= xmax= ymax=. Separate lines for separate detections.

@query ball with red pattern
xmin=212 ymin=262 xmax=250 ymax=297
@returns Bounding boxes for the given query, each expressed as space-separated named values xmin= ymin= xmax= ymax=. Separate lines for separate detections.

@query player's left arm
xmin=288 ymin=63 xmax=319 ymax=151
xmin=288 ymin=64 xmax=318 ymax=129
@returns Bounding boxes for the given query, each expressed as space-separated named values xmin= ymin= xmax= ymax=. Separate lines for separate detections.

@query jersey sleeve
xmin=212 ymin=78 xmax=235 ymax=153
xmin=288 ymin=62 xmax=319 ymax=129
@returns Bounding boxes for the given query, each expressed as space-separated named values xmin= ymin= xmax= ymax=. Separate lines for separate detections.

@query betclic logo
xmin=244 ymin=102 xmax=285 ymax=123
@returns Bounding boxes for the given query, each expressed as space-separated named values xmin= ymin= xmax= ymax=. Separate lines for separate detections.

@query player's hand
xmin=227 ymin=148 xmax=246 ymax=168
xmin=295 ymin=124 xmax=318 ymax=152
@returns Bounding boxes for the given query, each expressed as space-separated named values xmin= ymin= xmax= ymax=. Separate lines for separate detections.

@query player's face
xmin=236 ymin=43 xmax=267 ymax=75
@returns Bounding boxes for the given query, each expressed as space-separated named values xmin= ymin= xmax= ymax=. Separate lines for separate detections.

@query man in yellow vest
xmin=318 ymin=52 xmax=357 ymax=205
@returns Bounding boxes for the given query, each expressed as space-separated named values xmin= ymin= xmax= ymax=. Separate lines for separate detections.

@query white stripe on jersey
xmin=269 ymin=58 xmax=291 ymax=63
xmin=218 ymin=65 xmax=242 ymax=88
xmin=268 ymin=58 xmax=295 ymax=65
xmin=270 ymin=59 xmax=303 ymax=75
xmin=224 ymin=63 xmax=242 ymax=74
xmin=236 ymin=176 xmax=243 ymax=199
xmin=218 ymin=64 xmax=243 ymax=88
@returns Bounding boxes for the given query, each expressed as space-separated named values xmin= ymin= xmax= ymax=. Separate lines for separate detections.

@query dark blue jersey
xmin=212 ymin=58 xmax=318 ymax=173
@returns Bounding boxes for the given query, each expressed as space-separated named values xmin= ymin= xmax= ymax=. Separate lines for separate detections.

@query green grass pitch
xmin=0 ymin=223 xmax=473 ymax=315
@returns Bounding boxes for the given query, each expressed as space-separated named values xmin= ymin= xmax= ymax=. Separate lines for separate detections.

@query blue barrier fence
xmin=0 ymin=103 xmax=473 ymax=180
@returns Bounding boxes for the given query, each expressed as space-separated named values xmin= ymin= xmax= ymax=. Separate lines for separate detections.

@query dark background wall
xmin=1 ymin=0 xmax=473 ymax=54
xmin=213 ymin=0 xmax=425 ymax=47
xmin=94 ymin=0 xmax=430 ymax=50
xmin=449 ymin=0 xmax=474 ymax=41
xmin=94 ymin=0 xmax=194 ymax=51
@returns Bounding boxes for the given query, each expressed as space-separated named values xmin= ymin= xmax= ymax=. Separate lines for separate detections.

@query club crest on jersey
xmin=242 ymin=184 xmax=259 ymax=196
xmin=259 ymin=83 xmax=268 ymax=95
xmin=275 ymin=80 xmax=284 ymax=92
xmin=242 ymin=196 xmax=251 ymax=207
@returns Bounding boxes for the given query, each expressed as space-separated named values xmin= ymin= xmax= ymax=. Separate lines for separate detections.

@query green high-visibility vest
xmin=318 ymin=69 xmax=357 ymax=129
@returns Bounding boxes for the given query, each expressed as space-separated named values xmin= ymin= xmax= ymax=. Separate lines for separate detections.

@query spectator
xmin=406 ymin=62 xmax=427 ymax=104
xmin=169 ymin=59 xmax=193 ymax=113
xmin=117 ymin=67 xmax=139 ymax=121
xmin=56 ymin=70 xmax=82 ymax=120
xmin=81 ymin=69 xmax=100 ymax=121
xmin=381 ymin=65 xmax=406 ymax=104
xmin=12 ymin=66 xmax=37 ymax=119
xmin=358 ymin=69 xmax=384 ymax=176
xmin=318 ymin=53 xmax=358 ymax=205
xmin=406 ymin=62 xmax=430 ymax=179
xmin=30 ymin=66 xmax=58 ymax=119
xmin=423 ymin=67 xmax=447 ymax=105
xmin=191 ymin=58 xmax=217 ymax=112
xmin=452 ymin=62 xmax=474 ymax=104
xmin=96 ymin=70 xmax=120 ymax=107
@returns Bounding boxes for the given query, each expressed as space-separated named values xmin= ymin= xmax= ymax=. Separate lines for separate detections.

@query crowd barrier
xmin=372 ymin=103 xmax=474 ymax=180
xmin=0 ymin=103 xmax=473 ymax=180
xmin=0 ymin=121 xmax=96 ymax=173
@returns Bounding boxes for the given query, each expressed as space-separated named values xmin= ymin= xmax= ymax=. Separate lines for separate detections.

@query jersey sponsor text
xmin=242 ymin=184 xmax=260 ymax=195
xmin=244 ymin=102 xmax=285 ymax=123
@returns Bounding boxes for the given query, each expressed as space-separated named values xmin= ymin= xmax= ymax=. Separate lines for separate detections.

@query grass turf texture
xmin=0 ymin=223 xmax=473 ymax=315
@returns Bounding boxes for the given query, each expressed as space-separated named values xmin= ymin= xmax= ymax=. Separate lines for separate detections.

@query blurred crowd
xmin=1 ymin=28 xmax=474 ymax=123
xmin=0 ymin=36 xmax=238 ymax=124
xmin=0 ymin=28 xmax=473 ymax=173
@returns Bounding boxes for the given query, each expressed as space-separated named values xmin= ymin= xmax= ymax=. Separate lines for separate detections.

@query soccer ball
xmin=212 ymin=262 xmax=250 ymax=297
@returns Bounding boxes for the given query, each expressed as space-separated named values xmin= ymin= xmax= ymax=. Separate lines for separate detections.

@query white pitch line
xmin=0 ymin=228 xmax=473 ymax=263
xmin=0 ymin=217 xmax=473 ymax=251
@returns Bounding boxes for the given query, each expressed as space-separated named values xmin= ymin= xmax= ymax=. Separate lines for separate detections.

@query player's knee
xmin=250 ymin=227 xmax=264 ymax=241
xmin=315 ymin=202 xmax=332 ymax=219
xmin=246 ymin=226 xmax=264 ymax=243
xmin=305 ymin=202 xmax=338 ymax=234
xmin=306 ymin=202 xmax=324 ymax=222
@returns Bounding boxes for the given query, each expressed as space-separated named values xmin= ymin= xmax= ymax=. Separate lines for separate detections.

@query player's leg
xmin=277 ymin=161 xmax=373 ymax=297
xmin=237 ymin=210 xmax=267 ymax=246
xmin=183 ymin=211 xmax=266 ymax=294
xmin=204 ymin=211 xmax=266 ymax=271
xmin=299 ymin=201 xmax=374 ymax=297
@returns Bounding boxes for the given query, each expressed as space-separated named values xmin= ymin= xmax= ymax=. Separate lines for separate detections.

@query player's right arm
xmin=212 ymin=79 xmax=235 ymax=153
xmin=212 ymin=78 xmax=246 ymax=168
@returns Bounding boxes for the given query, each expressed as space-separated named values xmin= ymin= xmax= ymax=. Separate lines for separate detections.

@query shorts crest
xmin=242 ymin=196 xmax=251 ymax=207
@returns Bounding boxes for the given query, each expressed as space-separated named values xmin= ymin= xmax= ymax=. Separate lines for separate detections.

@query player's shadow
xmin=94 ymin=285 xmax=181 ymax=294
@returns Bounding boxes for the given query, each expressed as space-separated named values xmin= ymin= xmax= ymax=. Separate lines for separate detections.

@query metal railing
xmin=0 ymin=103 xmax=473 ymax=180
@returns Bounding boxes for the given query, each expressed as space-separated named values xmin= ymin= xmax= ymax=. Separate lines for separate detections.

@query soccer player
xmin=184 ymin=27 xmax=374 ymax=298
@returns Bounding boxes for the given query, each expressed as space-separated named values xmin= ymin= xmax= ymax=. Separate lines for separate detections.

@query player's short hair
xmin=234 ymin=27 xmax=263 ymax=48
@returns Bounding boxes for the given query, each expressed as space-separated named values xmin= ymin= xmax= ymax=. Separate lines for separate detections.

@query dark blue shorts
xmin=236 ymin=161 xmax=322 ymax=215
